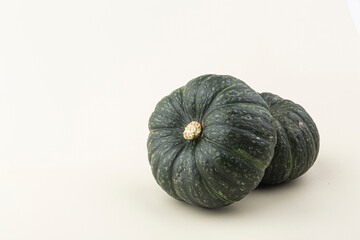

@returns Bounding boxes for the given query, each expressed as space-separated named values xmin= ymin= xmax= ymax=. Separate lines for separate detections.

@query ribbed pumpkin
xmin=147 ymin=75 xmax=277 ymax=208
xmin=260 ymin=92 xmax=320 ymax=185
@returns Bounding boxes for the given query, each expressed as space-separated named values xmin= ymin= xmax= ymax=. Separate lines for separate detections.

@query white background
xmin=1 ymin=1 xmax=360 ymax=239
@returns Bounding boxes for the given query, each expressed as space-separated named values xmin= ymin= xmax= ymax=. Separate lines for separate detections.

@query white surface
xmin=348 ymin=0 xmax=360 ymax=34
xmin=1 ymin=1 xmax=360 ymax=239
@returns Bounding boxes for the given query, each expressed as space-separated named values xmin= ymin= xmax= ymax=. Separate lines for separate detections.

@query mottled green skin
xmin=260 ymin=92 xmax=320 ymax=185
xmin=147 ymin=75 xmax=277 ymax=208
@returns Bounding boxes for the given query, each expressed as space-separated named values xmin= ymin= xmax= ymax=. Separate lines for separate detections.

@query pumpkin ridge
xmin=155 ymin=143 xmax=185 ymax=199
xmin=266 ymin=99 xmax=290 ymax=113
xmin=192 ymin=145 xmax=233 ymax=206
xmin=192 ymin=143 xmax=235 ymax=205
xmin=204 ymin=136 xmax=266 ymax=171
xmin=205 ymin=124 xmax=273 ymax=146
xmin=260 ymin=92 xmax=283 ymax=107
xmin=287 ymin=111 xmax=317 ymax=171
xmin=148 ymin=109 xmax=184 ymax=131
xmin=170 ymin=144 xmax=187 ymax=201
xmin=199 ymin=178 xmax=222 ymax=202
xmin=149 ymin=137 xmax=181 ymax=167
xmin=201 ymin=178 xmax=234 ymax=204
xmin=290 ymin=109 xmax=319 ymax=153
xmin=176 ymin=87 xmax=194 ymax=126
xmin=277 ymin=118 xmax=295 ymax=182
xmin=168 ymin=94 xmax=188 ymax=125
xmin=173 ymin=87 xmax=193 ymax=124
xmin=203 ymin=102 xmax=268 ymax=121
xmin=147 ymin=138 xmax=167 ymax=161
xmin=179 ymin=87 xmax=186 ymax=110
xmin=196 ymin=138 xmax=253 ymax=188
xmin=198 ymin=83 xmax=244 ymax=121
xmin=183 ymin=74 xmax=215 ymax=120
xmin=148 ymin=138 xmax=181 ymax=163
xmin=148 ymin=130 xmax=180 ymax=157
xmin=289 ymin=110 xmax=316 ymax=145
xmin=282 ymin=111 xmax=315 ymax=178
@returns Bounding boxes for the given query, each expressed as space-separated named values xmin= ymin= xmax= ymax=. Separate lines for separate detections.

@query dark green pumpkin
xmin=260 ymin=92 xmax=320 ymax=185
xmin=147 ymin=75 xmax=277 ymax=208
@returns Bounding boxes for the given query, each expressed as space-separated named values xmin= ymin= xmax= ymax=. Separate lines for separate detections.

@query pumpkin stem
xmin=183 ymin=121 xmax=202 ymax=140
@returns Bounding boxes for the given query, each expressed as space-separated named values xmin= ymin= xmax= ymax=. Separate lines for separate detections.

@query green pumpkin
xmin=260 ymin=92 xmax=320 ymax=185
xmin=147 ymin=74 xmax=277 ymax=208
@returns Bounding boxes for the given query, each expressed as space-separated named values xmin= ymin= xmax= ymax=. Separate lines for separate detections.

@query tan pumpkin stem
xmin=183 ymin=121 xmax=202 ymax=140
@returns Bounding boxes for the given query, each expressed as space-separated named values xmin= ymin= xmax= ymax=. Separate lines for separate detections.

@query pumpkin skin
xmin=147 ymin=75 xmax=277 ymax=208
xmin=260 ymin=92 xmax=320 ymax=185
